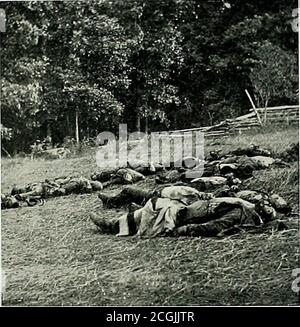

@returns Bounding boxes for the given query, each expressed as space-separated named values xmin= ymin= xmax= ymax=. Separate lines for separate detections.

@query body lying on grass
xmin=90 ymin=185 xmax=290 ymax=238
xmin=98 ymin=184 xmax=290 ymax=212
xmin=98 ymin=185 xmax=214 ymax=208
xmin=207 ymin=143 xmax=298 ymax=162
xmin=1 ymin=177 xmax=103 ymax=209
xmin=90 ymin=159 xmax=194 ymax=184
xmin=91 ymin=167 xmax=146 ymax=186
xmin=1 ymin=193 xmax=45 ymax=209
xmin=155 ymin=154 xmax=290 ymax=184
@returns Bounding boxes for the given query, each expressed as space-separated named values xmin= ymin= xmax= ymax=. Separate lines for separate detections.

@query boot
xmin=98 ymin=193 xmax=110 ymax=205
xmin=89 ymin=213 xmax=113 ymax=233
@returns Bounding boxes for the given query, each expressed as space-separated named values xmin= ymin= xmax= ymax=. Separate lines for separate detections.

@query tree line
xmin=1 ymin=0 xmax=298 ymax=154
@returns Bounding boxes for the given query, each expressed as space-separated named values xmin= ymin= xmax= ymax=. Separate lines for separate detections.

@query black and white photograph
xmin=0 ymin=0 xmax=299 ymax=314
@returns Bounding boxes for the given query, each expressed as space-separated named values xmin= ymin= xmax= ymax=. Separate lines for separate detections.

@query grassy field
xmin=1 ymin=126 xmax=299 ymax=306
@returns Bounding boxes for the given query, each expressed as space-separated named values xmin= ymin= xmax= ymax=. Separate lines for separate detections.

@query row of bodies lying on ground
xmin=89 ymin=143 xmax=298 ymax=238
xmin=1 ymin=143 xmax=298 ymax=238
xmin=2 ymin=143 xmax=298 ymax=209
xmin=1 ymin=144 xmax=299 ymax=236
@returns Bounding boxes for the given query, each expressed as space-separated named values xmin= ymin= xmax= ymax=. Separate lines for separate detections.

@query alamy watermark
xmin=95 ymin=124 xmax=205 ymax=179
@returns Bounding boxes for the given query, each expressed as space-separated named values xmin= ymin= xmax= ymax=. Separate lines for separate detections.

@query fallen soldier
xmin=127 ymin=161 xmax=165 ymax=175
xmin=203 ymin=154 xmax=289 ymax=179
xmin=90 ymin=193 xmax=282 ymax=238
xmin=92 ymin=158 xmax=202 ymax=186
xmin=1 ymin=193 xmax=44 ymax=209
xmin=228 ymin=144 xmax=272 ymax=157
xmin=173 ymin=197 xmax=269 ymax=237
xmin=91 ymin=162 xmax=164 ymax=184
xmin=190 ymin=174 xmax=241 ymax=192
xmin=53 ymin=177 xmax=103 ymax=195
xmin=133 ymin=182 xmax=291 ymax=218
xmin=212 ymin=187 xmax=291 ymax=214
xmin=98 ymin=185 xmax=213 ymax=208
xmin=165 ymin=156 xmax=202 ymax=170
xmin=8 ymin=177 xmax=103 ymax=203
xmin=155 ymin=167 xmax=207 ymax=185
xmin=157 ymin=154 xmax=281 ymax=182
xmin=198 ymin=157 xmax=256 ymax=180
xmin=91 ymin=167 xmax=146 ymax=187
xmin=112 ymin=168 xmax=146 ymax=184
xmin=91 ymin=168 xmax=119 ymax=183
xmin=234 ymin=190 xmax=291 ymax=214
xmin=11 ymin=181 xmax=61 ymax=200
xmin=155 ymin=170 xmax=185 ymax=184
xmin=207 ymin=144 xmax=272 ymax=161
xmin=98 ymin=186 xmax=151 ymax=208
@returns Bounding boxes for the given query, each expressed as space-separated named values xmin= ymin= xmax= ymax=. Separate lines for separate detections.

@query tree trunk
xmin=46 ymin=121 xmax=51 ymax=138
xmin=208 ymin=111 xmax=214 ymax=126
xmin=173 ymin=113 xmax=177 ymax=130
xmin=145 ymin=116 xmax=148 ymax=134
xmin=66 ymin=113 xmax=70 ymax=136
xmin=87 ymin=124 xmax=90 ymax=140
xmin=75 ymin=110 xmax=79 ymax=144
xmin=136 ymin=113 xmax=141 ymax=132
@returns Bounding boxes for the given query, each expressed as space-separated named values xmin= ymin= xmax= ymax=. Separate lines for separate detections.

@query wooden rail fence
xmin=159 ymin=105 xmax=299 ymax=139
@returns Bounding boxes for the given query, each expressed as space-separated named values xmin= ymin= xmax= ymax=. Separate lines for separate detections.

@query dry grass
xmin=1 ymin=125 xmax=299 ymax=306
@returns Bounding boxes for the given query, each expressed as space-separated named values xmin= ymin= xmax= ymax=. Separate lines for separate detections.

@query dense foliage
xmin=0 ymin=0 xmax=298 ymax=153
